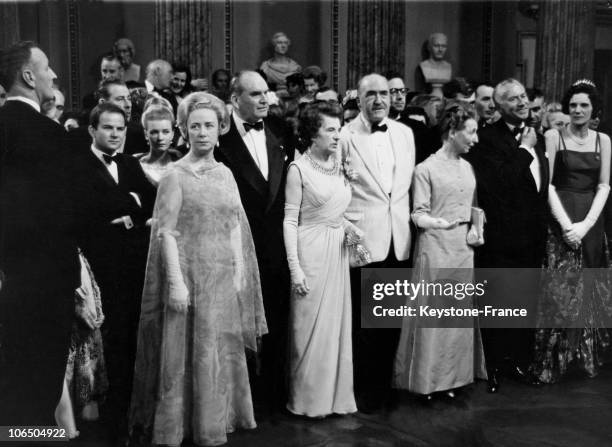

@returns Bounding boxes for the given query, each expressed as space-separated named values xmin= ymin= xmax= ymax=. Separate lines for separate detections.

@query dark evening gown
xmin=532 ymin=131 xmax=612 ymax=383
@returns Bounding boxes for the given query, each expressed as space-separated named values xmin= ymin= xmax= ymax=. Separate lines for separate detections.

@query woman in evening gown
xmin=129 ymin=92 xmax=267 ymax=446
xmin=532 ymin=81 xmax=612 ymax=383
xmin=393 ymin=101 xmax=487 ymax=397
xmin=133 ymin=98 xmax=183 ymax=187
xmin=284 ymin=101 xmax=357 ymax=417
xmin=55 ymin=250 xmax=108 ymax=439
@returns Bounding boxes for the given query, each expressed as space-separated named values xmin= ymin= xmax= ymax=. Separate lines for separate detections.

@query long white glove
xmin=283 ymin=204 xmax=309 ymax=295
xmin=160 ymin=231 xmax=189 ymax=312
xmin=567 ymin=183 xmax=610 ymax=242
xmin=548 ymin=184 xmax=572 ymax=230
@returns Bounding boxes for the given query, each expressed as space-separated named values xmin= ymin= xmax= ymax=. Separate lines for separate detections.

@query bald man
xmin=216 ymin=70 xmax=295 ymax=412
xmin=339 ymin=73 xmax=415 ymax=412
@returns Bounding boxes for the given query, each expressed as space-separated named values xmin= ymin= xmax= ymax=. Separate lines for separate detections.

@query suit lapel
xmin=535 ymin=141 xmax=549 ymax=197
xmin=349 ymin=119 xmax=387 ymax=198
xmin=218 ymin=117 xmax=268 ymax=198
xmin=85 ymin=150 xmax=120 ymax=189
xmin=264 ymin=122 xmax=284 ymax=212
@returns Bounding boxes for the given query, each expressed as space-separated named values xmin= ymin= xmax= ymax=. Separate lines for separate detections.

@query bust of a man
xmin=260 ymin=32 xmax=301 ymax=98
xmin=418 ymin=32 xmax=452 ymax=98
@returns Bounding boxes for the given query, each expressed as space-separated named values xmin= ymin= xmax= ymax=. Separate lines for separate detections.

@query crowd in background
xmin=1 ymin=31 xmax=611 ymax=447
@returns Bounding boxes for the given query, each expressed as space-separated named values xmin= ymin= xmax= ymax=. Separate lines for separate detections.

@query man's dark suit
xmin=0 ymin=101 xmax=79 ymax=424
xmin=70 ymin=145 xmax=155 ymax=436
xmin=215 ymin=116 xmax=293 ymax=409
xmin=464 ymin=118 xmax=549 ymax=373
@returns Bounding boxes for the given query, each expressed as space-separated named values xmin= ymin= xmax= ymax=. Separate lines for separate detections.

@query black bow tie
xmin=244 ymin=121 xmax=264 ymax=132
xmin=512 ymin=124 xmax=524 ymax=139
xmin=102 ymin=153 xmax=120 ymax=165
xmin=371 ymin=123 xmax=388 ymax=133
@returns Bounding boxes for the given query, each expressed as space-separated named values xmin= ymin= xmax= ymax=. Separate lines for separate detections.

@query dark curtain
xmin=346 ymin=0 xmax=405 ymax=88
xmin=535 ymin=0 xmax=595 ymax=102
xmin=154 ymin=0 xmax=212 ymax=79
xmin=0 ymin=1 xmax=20 ymax=51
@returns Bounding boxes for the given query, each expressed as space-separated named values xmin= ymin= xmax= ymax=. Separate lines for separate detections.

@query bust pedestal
xmin=419 ymin=59 xmax=452 ymax=98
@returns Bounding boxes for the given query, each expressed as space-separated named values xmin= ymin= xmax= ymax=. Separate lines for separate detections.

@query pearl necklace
xmin=568 ymin=127 xmax=589 ymax=146
xmin=305 ymin=151 xmax=339 ymax=176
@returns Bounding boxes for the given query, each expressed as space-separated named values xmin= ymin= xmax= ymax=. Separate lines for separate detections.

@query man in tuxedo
xmin=215 ymin=70 xmax=293 ymax=411
xmin=464 ymin=78 xmax=549 ymax=393
xmin=0 ymin=41 xmax=79 ymax=424
xmin=71 ymin=79 xmax=147 ymax=155
xmin=144 ymin=59 xmax=177 ymax=114
xmin=73 ymin=103 xmax=155 ymax=442
xmin=339 ymin=73 xmax=415 ymax=412
xmin=82 ymin=53 xmax=125 ymax=113
xmin=474 ymin=83 xmax=497 ymax=129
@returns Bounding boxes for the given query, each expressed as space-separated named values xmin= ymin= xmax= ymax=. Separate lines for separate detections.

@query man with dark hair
xmin=72 ymin=102 xmax=155 ymax=443
xmin=526 ymin=87 xmax=545 ymax=133
xmin=71 ymin=79 xmax=147 ymax=155
xmin=475 ymin=82 xmax=497 ymax=128
xmin=82 ymin=53 xmax=125 ymax=112
xmin=0 ymin=41 xmax=79 ymax=424
xmin=443 ymin=77 xmax=475 ymax=103
xmin=216 ymin=70 xmax=294 ymax=412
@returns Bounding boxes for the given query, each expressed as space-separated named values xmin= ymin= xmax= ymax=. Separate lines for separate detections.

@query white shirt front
xmin=360 ymin=113 xmax=395 ymax=195
xmin=91 ymin=145 xmax=119 ymax=183
xmin=507 ymin=122 xmax=541 ymax=192
xmin=233 ymin=112 xmax=268 ymax=181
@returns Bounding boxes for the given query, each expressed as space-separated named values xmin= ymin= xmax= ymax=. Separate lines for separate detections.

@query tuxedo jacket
xmin=463 ymin=119 xmax=549 ymax=268
xmin=70 ymin=146 xmax=155 ymax=293
xmin=215 ymin=116 xmax=294 ymax=272
xmin=339 ymin=115 xmax=415 ymax=263
xmin=0 ymin=100 xmax=78 ymax=423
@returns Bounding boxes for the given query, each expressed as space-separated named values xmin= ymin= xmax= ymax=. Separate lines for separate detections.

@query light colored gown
xmin=394 ymin=151 xmax=487 ymax=394
xmin=286 ymin=155 xmax=357 ymax=417
xmin=129 ymin=158 xmax=267 ymax=446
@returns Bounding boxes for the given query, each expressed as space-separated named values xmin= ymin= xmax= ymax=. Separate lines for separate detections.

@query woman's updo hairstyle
xmin=438 ymin=100 xmax=476 ymax=141
xmin=561 ymin=80 xmax=602 ymax=117
xmin=177 ymin=92 xmax=230 ymax=138
xmin=297 ymin=101 xmax=342 ymax=152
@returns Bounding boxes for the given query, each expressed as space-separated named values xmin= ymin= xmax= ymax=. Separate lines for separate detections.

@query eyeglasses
xmin=389 ymin=88 xmax=409 ymax=95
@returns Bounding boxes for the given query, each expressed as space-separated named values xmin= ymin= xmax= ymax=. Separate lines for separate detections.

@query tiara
xmin=572 ymin=79 xmax=596 ymax=88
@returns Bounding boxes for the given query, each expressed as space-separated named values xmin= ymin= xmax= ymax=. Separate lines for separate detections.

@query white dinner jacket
xmin=339 ymin=113 xmax=415 ymax=263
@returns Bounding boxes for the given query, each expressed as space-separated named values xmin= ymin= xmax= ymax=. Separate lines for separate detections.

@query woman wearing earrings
xmin=284 ymin=101 xmax=358 ymax=417
xmin=532 ymin=81 xmax=612 ymax=383
xmin=393 ymin=101 xmax=487 ymax=398
xmin=129 ymin=92 xmax=267 ymax=446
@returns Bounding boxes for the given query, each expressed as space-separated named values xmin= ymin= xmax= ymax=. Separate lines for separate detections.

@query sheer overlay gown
xmin=129 ymin=158 xmax=268 ymax=446
xmin=286 ymin=155 xmax=357 ymax=417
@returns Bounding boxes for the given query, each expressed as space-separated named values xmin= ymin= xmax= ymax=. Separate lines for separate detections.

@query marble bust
xmin=418 ymin=32 xmax=452 ymax=98
xmin=260 ymin=32 xmax=301 ymax=97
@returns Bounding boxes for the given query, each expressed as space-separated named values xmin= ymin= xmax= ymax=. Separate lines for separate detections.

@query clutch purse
xmin=466 ymin=206 xmax=486 ymax=247
xmin=348 ymin=242 xmax=372 ymax=268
